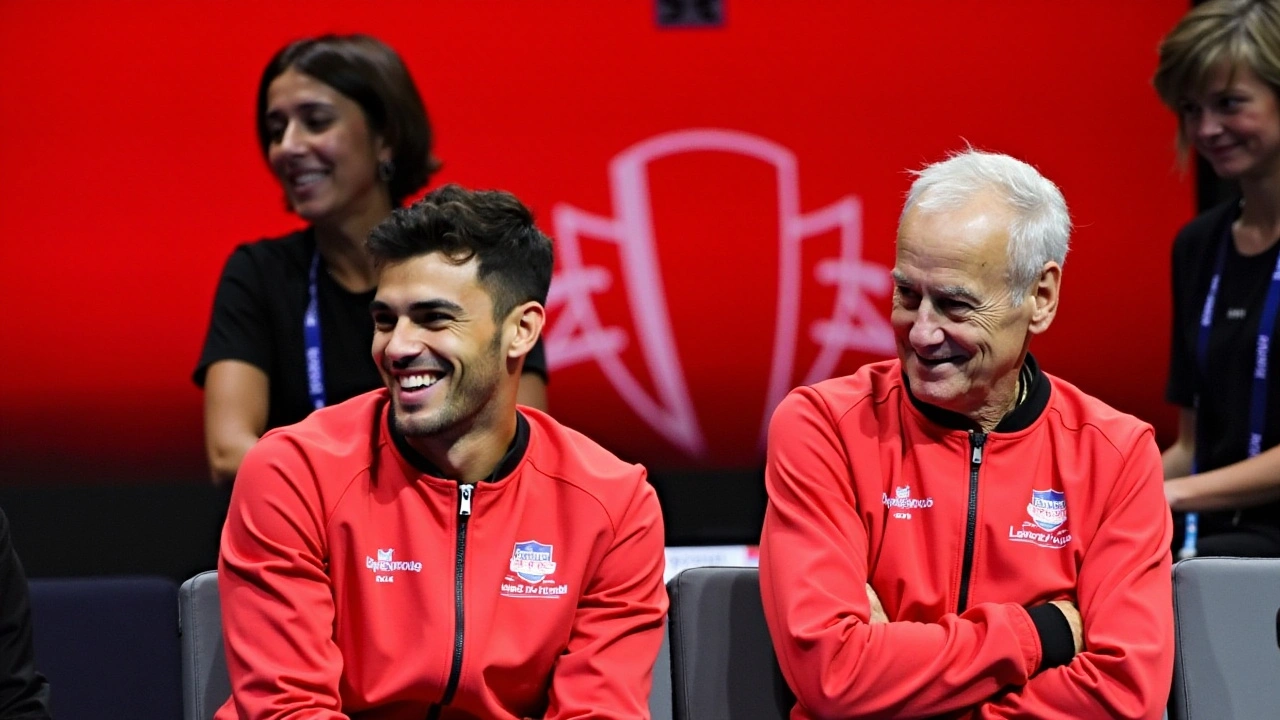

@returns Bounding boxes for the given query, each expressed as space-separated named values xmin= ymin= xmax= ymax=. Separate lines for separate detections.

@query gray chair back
xmin=179 ymin=570 xmax=229 ymax=720
xmin=666 ymin=567 xmax=791 ymax=720
xmin=651 ymin=622 xmax=673 ymax=720
xmin=1170 ymin=556 xmax=1280 ymax=720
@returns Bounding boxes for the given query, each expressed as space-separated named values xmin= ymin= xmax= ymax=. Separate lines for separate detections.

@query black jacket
xmin=0 ymin=508 xmax=50 ymax=719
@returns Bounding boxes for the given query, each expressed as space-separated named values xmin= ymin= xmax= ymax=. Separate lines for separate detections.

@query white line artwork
xmin=546 ymin=128 xmax=893 ymax=459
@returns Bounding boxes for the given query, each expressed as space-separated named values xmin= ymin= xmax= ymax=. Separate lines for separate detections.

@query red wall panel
xmin=0 ymin=1 xmax=1193 ymax=482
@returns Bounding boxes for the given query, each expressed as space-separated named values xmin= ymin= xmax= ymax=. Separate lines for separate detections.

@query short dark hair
xmin=256 ymin=34 xmax=441 ymax=206
xmin=367 ymin=184 xmax=555 ymax=319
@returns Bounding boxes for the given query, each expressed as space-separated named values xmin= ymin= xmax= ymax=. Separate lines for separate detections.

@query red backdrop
xmin=0 ymin=1 xmax=1193 ymax=483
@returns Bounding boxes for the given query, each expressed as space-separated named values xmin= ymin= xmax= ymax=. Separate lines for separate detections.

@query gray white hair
xmin=901 ymin=149 xmax=1071 ymax=301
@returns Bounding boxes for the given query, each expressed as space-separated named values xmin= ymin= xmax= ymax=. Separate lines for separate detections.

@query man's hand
xmin=866 ymin=584 xmax=889 ymax=624
xmin=1050 ymin=599 xmax=1084 ymax=654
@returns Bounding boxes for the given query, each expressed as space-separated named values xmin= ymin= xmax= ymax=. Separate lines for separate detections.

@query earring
xmin=378 ymin=159 xmax=395 ymax=182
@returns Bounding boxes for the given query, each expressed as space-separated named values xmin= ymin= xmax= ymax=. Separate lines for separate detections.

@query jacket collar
xmin=904 ymin=353 xmax=1049 ymax=433
xmin=388 ymin=409 xmax=530 ymax=482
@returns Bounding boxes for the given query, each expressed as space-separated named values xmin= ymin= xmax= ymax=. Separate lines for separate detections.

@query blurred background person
xmin=1155 ymin=0 xmax=1280 ymax=557
xmin=0 ymin=507 xmax=51 ymax=720
xmin=194 ymin=34 xmax=549 ymax=487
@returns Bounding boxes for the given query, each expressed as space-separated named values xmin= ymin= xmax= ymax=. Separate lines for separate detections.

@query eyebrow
xmin=936 ymin=286 xmax=982 ymax=304
xmin=265 ymin=101 xmax=335 ymax=118
xmin=890 ymin=272 xmax=982 ymax=304
xmin=369 ymin=299 xmax=465 ymax=315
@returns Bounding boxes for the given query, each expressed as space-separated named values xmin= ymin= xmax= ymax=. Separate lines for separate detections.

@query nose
xmin=278 ymin=119 xmax=307 ymax=156
xmin=383 ymin=319 xmax=424 ymax=367
xmin=1190 ymin=110 xmax=1223 ymax=141
xmin=907 ymin=302 xmax=945 ymax=349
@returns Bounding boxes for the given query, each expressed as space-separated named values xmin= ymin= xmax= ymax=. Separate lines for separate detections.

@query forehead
xmin=895 ymin=196 xmax=1012 ymax=288
xmin=1187 ymin=61 xmax=1268 ymax=97
xmin=266 ymin=68 xmax=351 ymax=112
xmin=374 ymin=252 xmax=494 ymax=312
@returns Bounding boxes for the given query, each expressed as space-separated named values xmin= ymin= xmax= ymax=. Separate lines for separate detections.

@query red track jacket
xmin=760 ymin=359 xmax=1173 ymax=719
xmin=217 ymin=391 xmax=667 ymax=720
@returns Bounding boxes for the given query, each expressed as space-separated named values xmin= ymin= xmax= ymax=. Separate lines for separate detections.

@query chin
xmin=391 ymin=399 xmax=437 ymax=434
xmin=292 ymin=204 xmax=332 ymax=224
xmin=907 ymin=373 xmax=964 ymax=410
xmin=914 ymin=386 xmax=960 ymax=410
xmin=395 ymin=411 xmax=447 ymax=438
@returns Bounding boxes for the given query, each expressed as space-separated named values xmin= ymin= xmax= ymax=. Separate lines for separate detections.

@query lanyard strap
xmin=304 ymin=252 xmax=326 ymax=410
xmin=1181 ymin=218 xmax=1280 ymax=558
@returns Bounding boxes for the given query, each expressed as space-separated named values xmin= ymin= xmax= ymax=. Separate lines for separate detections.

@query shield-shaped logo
xmin=510 ymin=541 xmax=557 ymax=583
xmin=377 ymin=549 xmax=393 ymax=562
xmin=545 ymin=128 xmax=893 ymax=465
xmin=1027 ymin=489 xmax=1067 ymax=532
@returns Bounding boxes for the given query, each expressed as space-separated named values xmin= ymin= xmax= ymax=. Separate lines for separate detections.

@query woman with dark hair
xmin=195 ymin=35 xmax=548 ymax=486
xmin=1154 ymin=0 xmax=1280 ymax=557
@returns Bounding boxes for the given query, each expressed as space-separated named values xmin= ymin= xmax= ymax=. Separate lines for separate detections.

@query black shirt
xmin=194 ymin=229 xmax=548 ymax=432
xmin=1167 ymin=199 xmax=1280 ymax=537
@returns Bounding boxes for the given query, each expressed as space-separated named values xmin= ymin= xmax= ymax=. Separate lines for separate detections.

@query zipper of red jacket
xmin=956 ymin=431 xmax=986 ymax=613
xmin=428 ymin=482 xmax=474 ymax=720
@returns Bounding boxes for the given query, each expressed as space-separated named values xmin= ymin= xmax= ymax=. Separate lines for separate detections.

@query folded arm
xmin=759 ymin=389 xmax=1067 ymax=719
xmin=974 ymin=429 xmax=1174 ymax=720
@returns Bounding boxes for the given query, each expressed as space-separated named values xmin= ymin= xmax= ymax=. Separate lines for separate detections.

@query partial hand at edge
xmin=1049 ymin=599 xmax=1083 ymax=654
xmin=866 ymin=583 xmax=889 ymax=624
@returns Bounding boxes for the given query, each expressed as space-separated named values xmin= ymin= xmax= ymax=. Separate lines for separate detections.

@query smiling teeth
xmin=400 ymin=374 xmax=440 ymax=390
xmin=294 ymin=171 xmax=326 ymax=185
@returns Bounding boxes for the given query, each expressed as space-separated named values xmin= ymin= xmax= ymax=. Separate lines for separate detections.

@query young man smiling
xmin=759 ymin=151 xmax=1174 ymax=719
xmin=217 ymin=185 xmax=666 ymax=720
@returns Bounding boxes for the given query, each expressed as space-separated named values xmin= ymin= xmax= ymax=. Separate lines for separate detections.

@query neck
xmin=313 ymin=195 xmax=392 ymax=293
xmin=406 ymin=400 xmax=519 ymax=484
xmin=1237 ymin=179 xmax=1280 ymax=254
xmin=969 ymin=372 xmax=1022 ymax=432
xmin=314 ymin=224 xmax=378 ymax=292
xmin=965 ymin=351 xmax=1033 ymax=432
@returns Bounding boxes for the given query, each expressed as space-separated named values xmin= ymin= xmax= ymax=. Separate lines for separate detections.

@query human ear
xmin=506 ymin=302 xmax=546 ymax=360
xmin=1028 ymin=262 xmax=1061 ymax=335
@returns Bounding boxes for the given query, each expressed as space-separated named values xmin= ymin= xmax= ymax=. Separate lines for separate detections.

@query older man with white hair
xmin=760 ymin=150 xmax=1173 ymax=719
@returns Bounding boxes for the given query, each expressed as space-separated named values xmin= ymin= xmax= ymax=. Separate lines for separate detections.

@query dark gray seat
xmin=1170 ymin=556 xmax=1280 ymax=720
xmin=179 ymin=570 xmax=228 ymax=720
xmin=29 ymin=575 xmax=183 ymax=720
xmin=666 ymin=567 xmax=792 ymax=720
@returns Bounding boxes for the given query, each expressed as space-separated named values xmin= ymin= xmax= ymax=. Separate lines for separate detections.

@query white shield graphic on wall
xmin=546 ymin=129 xmax=893 ymax=461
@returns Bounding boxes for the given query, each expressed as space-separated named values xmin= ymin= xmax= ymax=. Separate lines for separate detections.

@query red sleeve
xmin=759 ymin=388 xmax=1042 ymax=719
xmin=973 ymin=428 xmax=1174 ymax=720
xmin=218 ymin=434 xmax=349 ymax=720
xmin=544 ymin=473 xmax=668 ymax=720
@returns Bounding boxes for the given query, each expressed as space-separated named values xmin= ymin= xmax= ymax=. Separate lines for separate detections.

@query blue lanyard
xmin=1180 ymin=216 xmax=1280 ymax=558
xmin=304 ymin=251 xmax=327 ymax=410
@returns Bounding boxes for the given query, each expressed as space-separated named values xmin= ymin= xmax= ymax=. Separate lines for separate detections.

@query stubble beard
xmin=394 ymin=331 xmax=505 ymax=439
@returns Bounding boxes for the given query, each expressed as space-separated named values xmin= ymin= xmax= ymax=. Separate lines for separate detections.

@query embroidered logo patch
xmin=1008 ymin=489 xmax=1072 ymax=549
xmin=502 ymin=540 xmax=569 ymax=598
xmin=1027 ymin=489 xmax=1066 ymax=531
xmin=881 ymin=484 xmax=934 ymax=520
xmin=365 ymin=548 xmax=422 ymax=583
xmin=510 ymin=541 xmax=557 ymax=582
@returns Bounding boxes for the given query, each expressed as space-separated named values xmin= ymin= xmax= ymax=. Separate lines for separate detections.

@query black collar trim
xmin=388 ymin=409 xmax=530 ymax=483
xmin=905 ymin=353 xmax=1050 ymax=433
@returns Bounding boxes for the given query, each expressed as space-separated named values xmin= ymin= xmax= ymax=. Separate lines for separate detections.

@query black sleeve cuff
xmin=1027 ymin=603 xmax=1074 ymax=673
